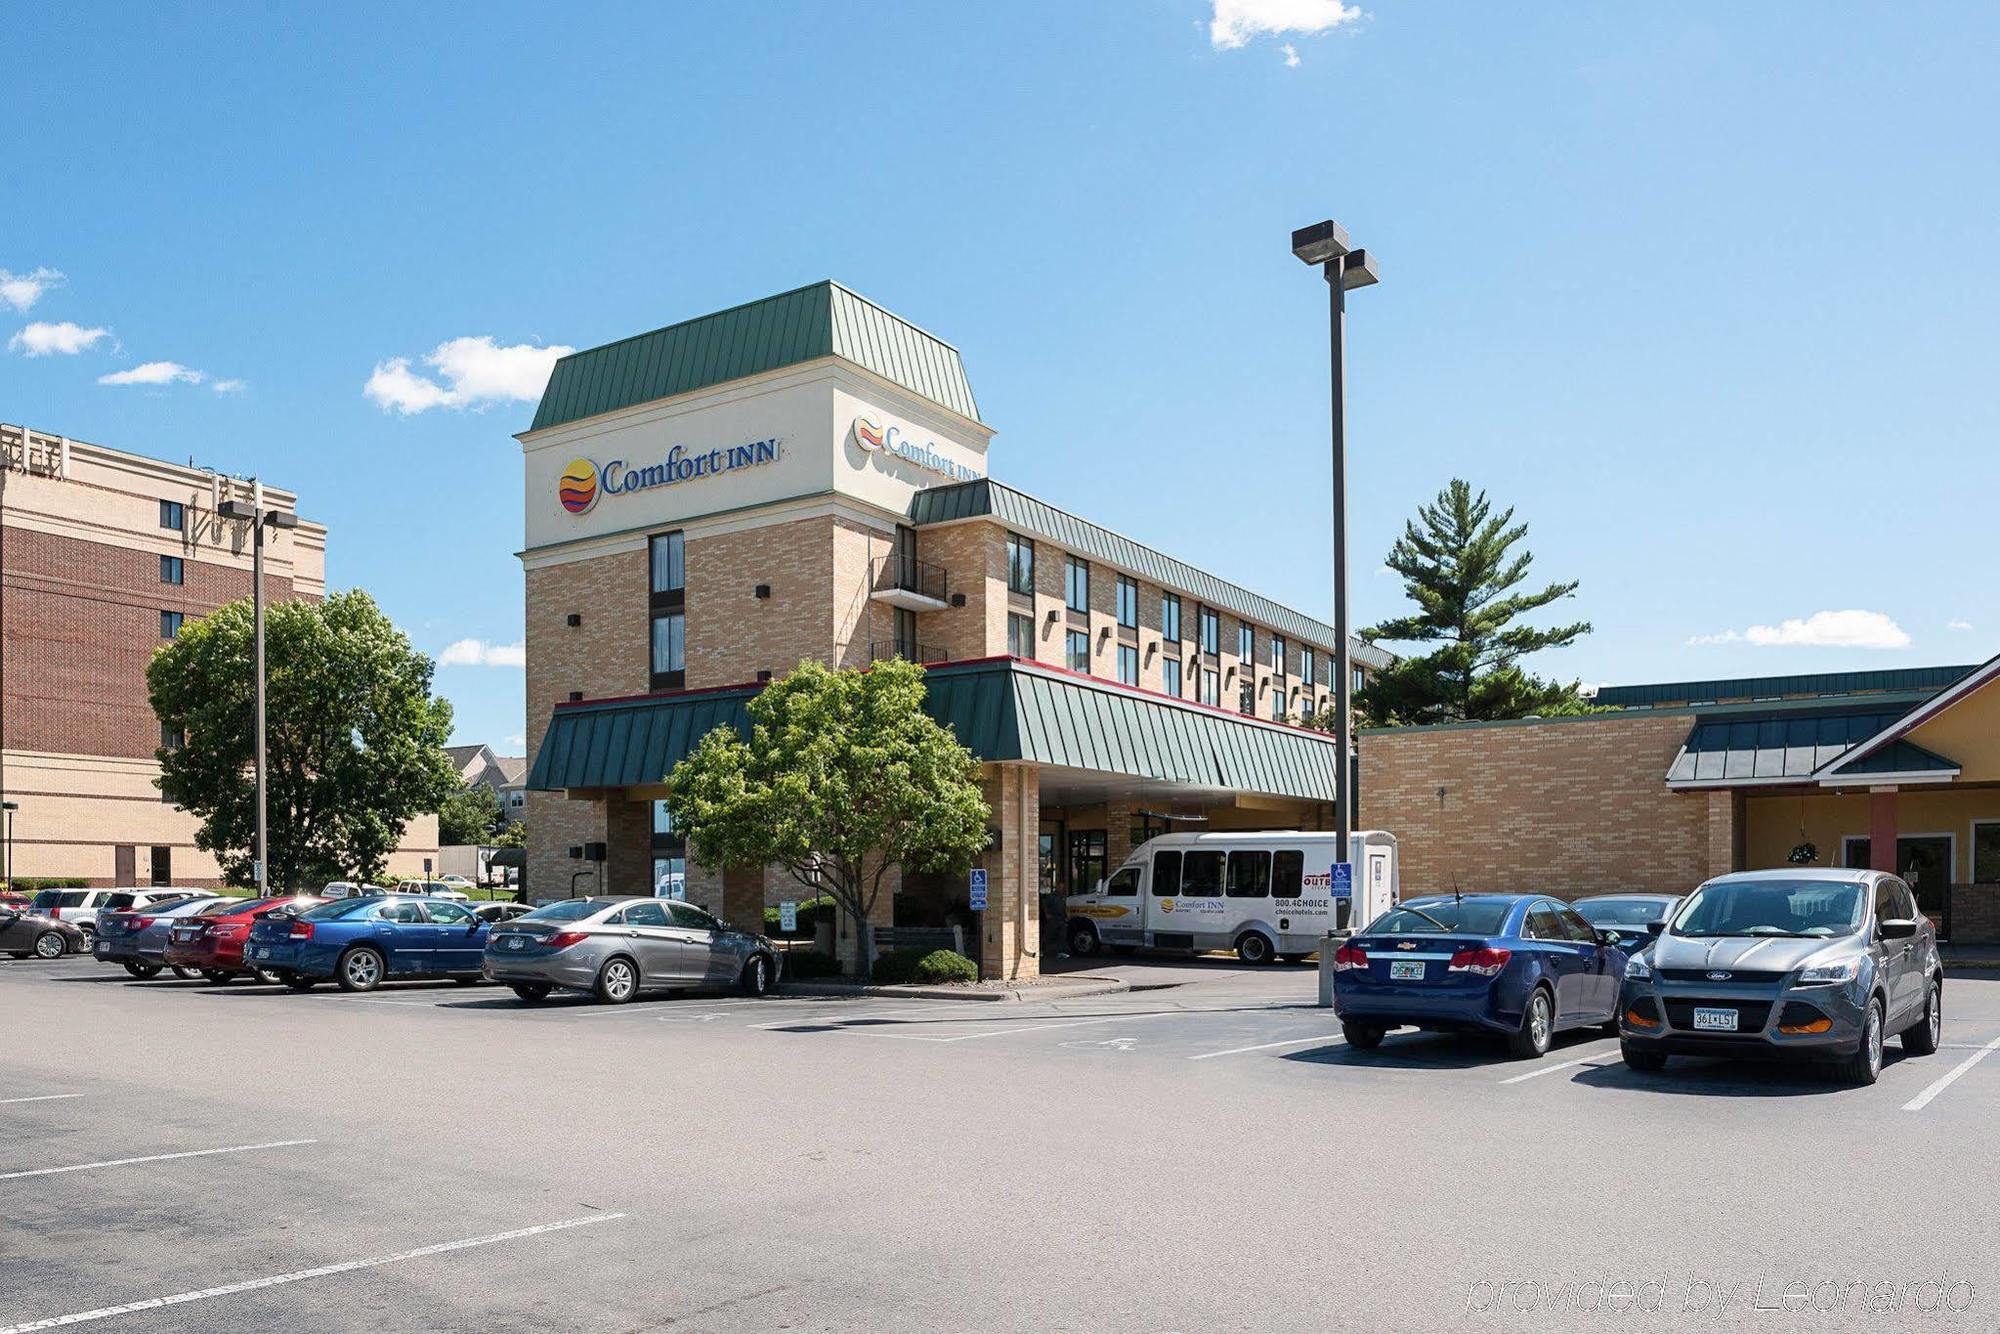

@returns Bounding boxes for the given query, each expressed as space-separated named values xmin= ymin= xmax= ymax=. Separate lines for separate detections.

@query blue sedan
xmin=1333 ymin=895 xmax=1628 ymax=1058
xmin=245 ymin=896 xmax=491 ymax=992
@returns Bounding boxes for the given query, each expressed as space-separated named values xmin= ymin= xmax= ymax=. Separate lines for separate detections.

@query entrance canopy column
xmin=979 ymin=763 xmax=1040 ymax=982
xmin=1869 ymin=788 xmax=1899 ymax=873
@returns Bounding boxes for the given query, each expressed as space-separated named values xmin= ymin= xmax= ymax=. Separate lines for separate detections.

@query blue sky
xmin=7 ymin=3 xmax=1997 ymax=750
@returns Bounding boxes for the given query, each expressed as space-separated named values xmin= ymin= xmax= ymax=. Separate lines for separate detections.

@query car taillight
xmin=1332 ymin=942 xmax=1368 ymax=971
xmin=47 ymin=907 xmax=60 ymax=919
xmin=212 ymin=923 xmax=246 ymax=938
xmin=1448 ymin=946 xmax=1512 ymax=977
xmin=289 ymin=921 xmax=315 ymax=939
xmin=545 ymin=932 xmax=588 ymax=950
xmin=133 ymin=917 xmax=156 ymax=930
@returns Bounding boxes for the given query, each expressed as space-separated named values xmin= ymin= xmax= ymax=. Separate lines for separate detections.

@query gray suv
xmin=484 ymin=896 xmax=781 ymax=1004
xmin=1618 ymin=869 xmax=1942 ymax=1085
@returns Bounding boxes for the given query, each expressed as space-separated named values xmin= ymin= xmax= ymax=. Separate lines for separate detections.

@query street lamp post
xmin=1 ymin=800 xmax=16 ymax=888
xmin=1293 ymin=221 xmax=1378 ymax=1006
xmin=218 ymin=486 xmax=298 ymax=891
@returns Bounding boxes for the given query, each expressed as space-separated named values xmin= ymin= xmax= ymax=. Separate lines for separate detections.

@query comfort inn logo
xmin=853 ymin=417 xmax=889 ymax=451
xmin=848 ymin=415 xmax=981 ymax=484
xmin=558 ymin=458 xmax=599 ymax=514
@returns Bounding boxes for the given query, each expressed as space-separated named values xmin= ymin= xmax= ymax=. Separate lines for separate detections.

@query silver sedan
xmin=483 ymin=896 xmax=781 ymax=1004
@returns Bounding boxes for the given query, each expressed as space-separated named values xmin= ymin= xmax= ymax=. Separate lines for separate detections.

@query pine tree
xmin=1358 ymin=479 xmax=1592 ymax=725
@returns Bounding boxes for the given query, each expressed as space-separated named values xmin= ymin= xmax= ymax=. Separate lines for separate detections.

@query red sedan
xmin=163 ymin=895 xmax=323 ymax=983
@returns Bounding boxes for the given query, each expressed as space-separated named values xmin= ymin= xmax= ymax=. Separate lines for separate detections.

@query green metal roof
xmin=1594 ymin=664 xmax=1974 ymax=710
xmin=527 ymin=658 xmax=1340 ymax=803
xmin=1666 ymin=704 xmax=1925 ymax=785
xmin=528 ymin=281 xmax=980 ymax=433
xmin=1824 ymin=738 xmax=1959 ymax=778
xmin=910 ymin=479 xmax=1392 ymax=672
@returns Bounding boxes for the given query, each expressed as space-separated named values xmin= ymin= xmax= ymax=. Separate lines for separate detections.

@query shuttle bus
xmin=1064 ymin=830 xmax=1398 ymax=964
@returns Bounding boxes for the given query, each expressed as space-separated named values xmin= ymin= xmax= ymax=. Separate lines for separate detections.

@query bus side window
xmin=1106 ymin=868 xmax=1140 ymax=897
xmin=1273 ymin=850 xmax=1303 ymax=899
xmin=1152 ymin=852 xmax=1182 ymax=897
xmin=1181 ymin=851 xmax=1223 ymax=896
xmin=1226 ymin=850 xmax=1270 ymax=898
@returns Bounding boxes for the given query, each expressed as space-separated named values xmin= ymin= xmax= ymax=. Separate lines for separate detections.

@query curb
xmin=777 ymin=976 xmax=1131 ymax=1003
xmin=1943 ymin=958 xmax=2000 ymax=971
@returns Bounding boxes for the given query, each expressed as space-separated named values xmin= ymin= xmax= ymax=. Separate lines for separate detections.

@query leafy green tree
xmin=148 ymin=590 xmax=459 ymax=890
xmin=665 ymin=658 xmax=991 ymax=978
xmin=437 ymin=782 xmax=503 ymax=846
xmin=1357 ymin=479 xmax=1593 ymax=725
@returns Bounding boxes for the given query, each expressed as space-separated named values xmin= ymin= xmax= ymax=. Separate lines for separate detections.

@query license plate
xmin=506 ymin=937 xmax=524 ymax=950
xmin=250 ymin=947 xmax=269 ymax=959
xmin=173 ymin=929 xmax=197 ymax=940
xmin=94 ymin=942 xmax=110 ymax=956
xmin=1693 ymin=1007 xmax=1738 ymax=1032
xmin=1389 ymin=960 xmax=1425 ymax=981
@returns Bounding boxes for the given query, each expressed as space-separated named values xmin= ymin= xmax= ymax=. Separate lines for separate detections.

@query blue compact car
xmin=245 ymin=896 xmax=491 ymax=992
xmin=1333 ymin=894 xmax=1628 ymax=1058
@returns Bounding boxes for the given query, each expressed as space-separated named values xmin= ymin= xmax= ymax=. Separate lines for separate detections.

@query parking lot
xmin=4 ymin=954 xmax=1998 ymax=1331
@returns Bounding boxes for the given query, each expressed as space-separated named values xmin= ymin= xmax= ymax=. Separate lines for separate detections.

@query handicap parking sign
xmin=1330 ymin=862 xmax=1353 ymax=897
xmin=969 ymin=867 xmax=988 ymax=911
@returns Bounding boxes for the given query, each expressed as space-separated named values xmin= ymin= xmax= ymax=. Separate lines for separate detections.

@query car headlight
xmin=1624 ymin=953 xmax=1652 ymax=980
xmin=1795 ymin=957 xmax=1859 ymax=986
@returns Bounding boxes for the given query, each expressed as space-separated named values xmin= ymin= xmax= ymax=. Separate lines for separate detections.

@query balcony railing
xmin=870 ymin=553 xmax=948 ymax=605
xmin=869 ymin=639 xmax=946 ymax=664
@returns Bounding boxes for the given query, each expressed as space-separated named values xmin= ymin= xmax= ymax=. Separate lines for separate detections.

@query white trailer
xmin=1063 ymin=830 xmax=1398 ymax=964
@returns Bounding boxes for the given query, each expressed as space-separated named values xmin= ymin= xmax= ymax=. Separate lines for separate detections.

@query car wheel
xmin=1901 ymin=978 xmax=1942 ymax=1056
xmin=739 ymin=954 xmax=772 ymax=997
xmin=1341 ymin=1021 xmax=1384 ymax=1050
xmin=34 ymin=931 xmax=68 ymax=960
xmin=281 ymin=972 xmax=318 ymax=992
xmin=510 ymin=982 xmax=551 ymax=1003
xmin=1508 ymin=987 xmax=1555 ymax=1059
xmin=123 ymin=961 xmax=163 ymax=980
xmin=336 ymin=947 xmax=385 ymax=993
xmin=1234 ymin=932 xmax=1274 ymax=966
xmin=1837 ymin=997 xmax=1885 ymax=1086
xmin=593 ymin=956 xmax=638 ymax=1005
xmin=1067 ymin=921 xmax=1101 ymax=957
xmin=1620 ymin=1043 xmax=1668 ymax=1072
xmin=171 ymin=966 xmax=202 ymax=981
xmin=249 ymin=967 xmax=281 ymax=985
xmin=202 ymin=969 xmax=236 ymax=985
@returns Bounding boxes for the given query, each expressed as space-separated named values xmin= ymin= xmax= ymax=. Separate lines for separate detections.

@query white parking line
xmin=748 ymin=1006 xmax=940 ymax=1030
xmin=1902 ymin=1035 xmax=2000 ymax=1112
xmin=1187 ymin=1033 xmax=1344 ymax=1061
xmin=1498 ymin=1055 xmax=1613 ymax=1085
xmin=0 ymin=1212 xmax=626 ymax=1333
xmin=828 ymin=1012 xmax=1174 ymax=1044
xmin=0 ymin=1139 xmax=316 ymax=1182
xmin=0 ymin=1095 xmax=82 ymax=1107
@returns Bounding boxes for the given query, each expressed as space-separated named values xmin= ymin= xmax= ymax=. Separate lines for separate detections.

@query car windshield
xmin=1670 ymin=880 xmax=1863 ymax=938
xmin=1575 ymin=898 xmax=1673 ymax=927
xmin=197 ymin=898 xmax=251 ymax=916
xmin=521 ymin=899 xmax=610 ymax=923
xmin=36 ymin=891 xmax=88 ymax=910
xmin=297 ymin=898 xmax=376 ymax=921
xmin=1368 ymin=901 xmax=1512 ymax=935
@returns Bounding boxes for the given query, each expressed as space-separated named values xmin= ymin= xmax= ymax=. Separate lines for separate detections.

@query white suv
xmin=27 ymin=888 xmax=202 ymax=942
xmin=396 ymin=879 xmax=470 ymax=902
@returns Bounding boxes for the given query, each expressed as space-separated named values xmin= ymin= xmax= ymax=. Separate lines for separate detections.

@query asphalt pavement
xmin=3 ymin=954 xmax=1996 ymax=1331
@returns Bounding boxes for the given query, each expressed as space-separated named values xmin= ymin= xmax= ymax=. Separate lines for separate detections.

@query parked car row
xmin=1331 ymin=869 xmax=1945 ymax=1086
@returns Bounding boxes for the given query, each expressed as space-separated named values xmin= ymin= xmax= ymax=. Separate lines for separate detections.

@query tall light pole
xmin=1292 ymin=220 xmax=1378 ymax=922
xmin=1 ymin=800 xmax=16 ymax=888
xmin=219 ymin=486 xmax=298 ymax=891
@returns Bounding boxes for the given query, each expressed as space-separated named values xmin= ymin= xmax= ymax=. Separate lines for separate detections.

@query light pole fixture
xmin=219 ymin=488 xmax=299 ymax=891
xmin=1291 ymin=219 xmax=1380 ymax=860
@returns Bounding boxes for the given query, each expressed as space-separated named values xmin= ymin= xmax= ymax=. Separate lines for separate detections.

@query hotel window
xmin=1238 ymin=622 xmax=1254 ymax=664
xmin=1301 ymin=647 xmax=1315 ymax=686
xmin=1160 ymin=592 xmax=1181 ymax=643
xmin=650 ymin=611 xmax=685 ymax=686
xmin=1976 ymin=822 xmax=2000 ymax=883
xmin=160 ymin=722 xmax=185 ymax=751
xmin=1162 ymin=657 xmax=1182 ymax=698
xmin=1066 ymin=629 xmax=1090 ymax=673
xmin=1117 ymin=643 xmax=1138 ymax=687
xmin=1271 ymin=634 xmax=1286 ymax=674
xmin=649 ymin=531 xmax=685 ymax=595
xmin=1353 ymin=667 xmax=1366 ymax=694
xmin=1238 ymin=681 xmax=1255 ymax=715
xmin=1006 ymin=532 xmax=1035 ymax=595
xmin=1200 ymin=668 xmax=1219 ymax=706
xmin=1198 ymin=606 xmax=1219 ymax=655
xmin=1007 ymin=612 xmax=1035 ymax=658
xmin=160 ymin=610 xmax=183 ymax=639
xmin=159 ymin=499 xmax=184 ymax=531
xmin=160 ymin=554 xmax=183 ymax=586
xmin=1115 ymin=576 xmax=1137 ymax=629
xmin=1064 ymin=556 xmax=1089 ymax=613
xmin=1271 ymin=690 xmax=1285 ymax=722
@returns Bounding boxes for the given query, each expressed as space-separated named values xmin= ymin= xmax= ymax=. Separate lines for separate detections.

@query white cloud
xmin=98 ymin=360 xmax=204 ymax=387
xmin=504 ymin=734 xmax=526 ymax=750
xmin=1210 ymin=0 xmax=1363 ymax=50
xmin=1947 ymin=618 xmax=1974 ymax=632
xmin=1691 ymin=609 xmax=1910 ymax=650
xmin=437 ymin=638 xmax=527 ymax=668
xmin=9 ymin=320 xmax=109 ymax=356
xmin=1281 ymin=42 xmax=1300 ymax=66
xmin=211 ymin=378 xmax=247 ymax=394
xmin=365 ymin=335 xmax=573 ymax=415
xmin=0 ymin=267 xmax=63 ymax=312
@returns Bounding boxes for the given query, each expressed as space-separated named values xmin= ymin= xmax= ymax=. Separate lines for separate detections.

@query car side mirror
xmin=1645 ymin=920 xmax=1665 ymax=936
xmin=1595 ymin=928 xmax=1622 ymax=947
xmin=1879 ymin=918 xmax=1919 ymax=940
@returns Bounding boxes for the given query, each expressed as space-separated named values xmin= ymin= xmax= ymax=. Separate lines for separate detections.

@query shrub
xmin=780 ymin=949 xmax=840 ymax=979
xmin=869 ymin=947 xmax=930 ymax=985
xmin=3 ymin=877 xmax=89 ymax=892
xmin=911 ymin=949 xmax=977 ymax=985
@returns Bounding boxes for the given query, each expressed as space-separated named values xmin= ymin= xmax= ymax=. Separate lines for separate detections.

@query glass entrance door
xmin=1843 ymin=834 xmax=1954 ymax=939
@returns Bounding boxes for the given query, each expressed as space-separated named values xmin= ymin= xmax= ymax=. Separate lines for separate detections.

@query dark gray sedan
xmin=1 ymin=908 xmax=87 ymax=960
xmin=483 ymin=896 xmax=781 ymax=1004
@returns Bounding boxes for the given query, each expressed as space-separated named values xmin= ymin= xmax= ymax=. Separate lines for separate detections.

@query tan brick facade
xmin=1360 ymin=713 xmax=1729 ymax=900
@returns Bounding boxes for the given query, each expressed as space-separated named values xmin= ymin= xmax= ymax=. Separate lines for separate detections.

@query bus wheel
xmin=1234 ymin=932 xmax=1274 ymax=965
xmin=1067 ymin=921 xmax=1101 ymax=957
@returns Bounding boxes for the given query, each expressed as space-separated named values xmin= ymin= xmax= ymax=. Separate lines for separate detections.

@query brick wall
xmin=1360 ymin=713 xmax=1724 ymax=899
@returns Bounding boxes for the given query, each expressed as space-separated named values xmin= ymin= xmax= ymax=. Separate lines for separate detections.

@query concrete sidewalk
xmin=777 ymin=974 xmax=1130 ymax=1003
